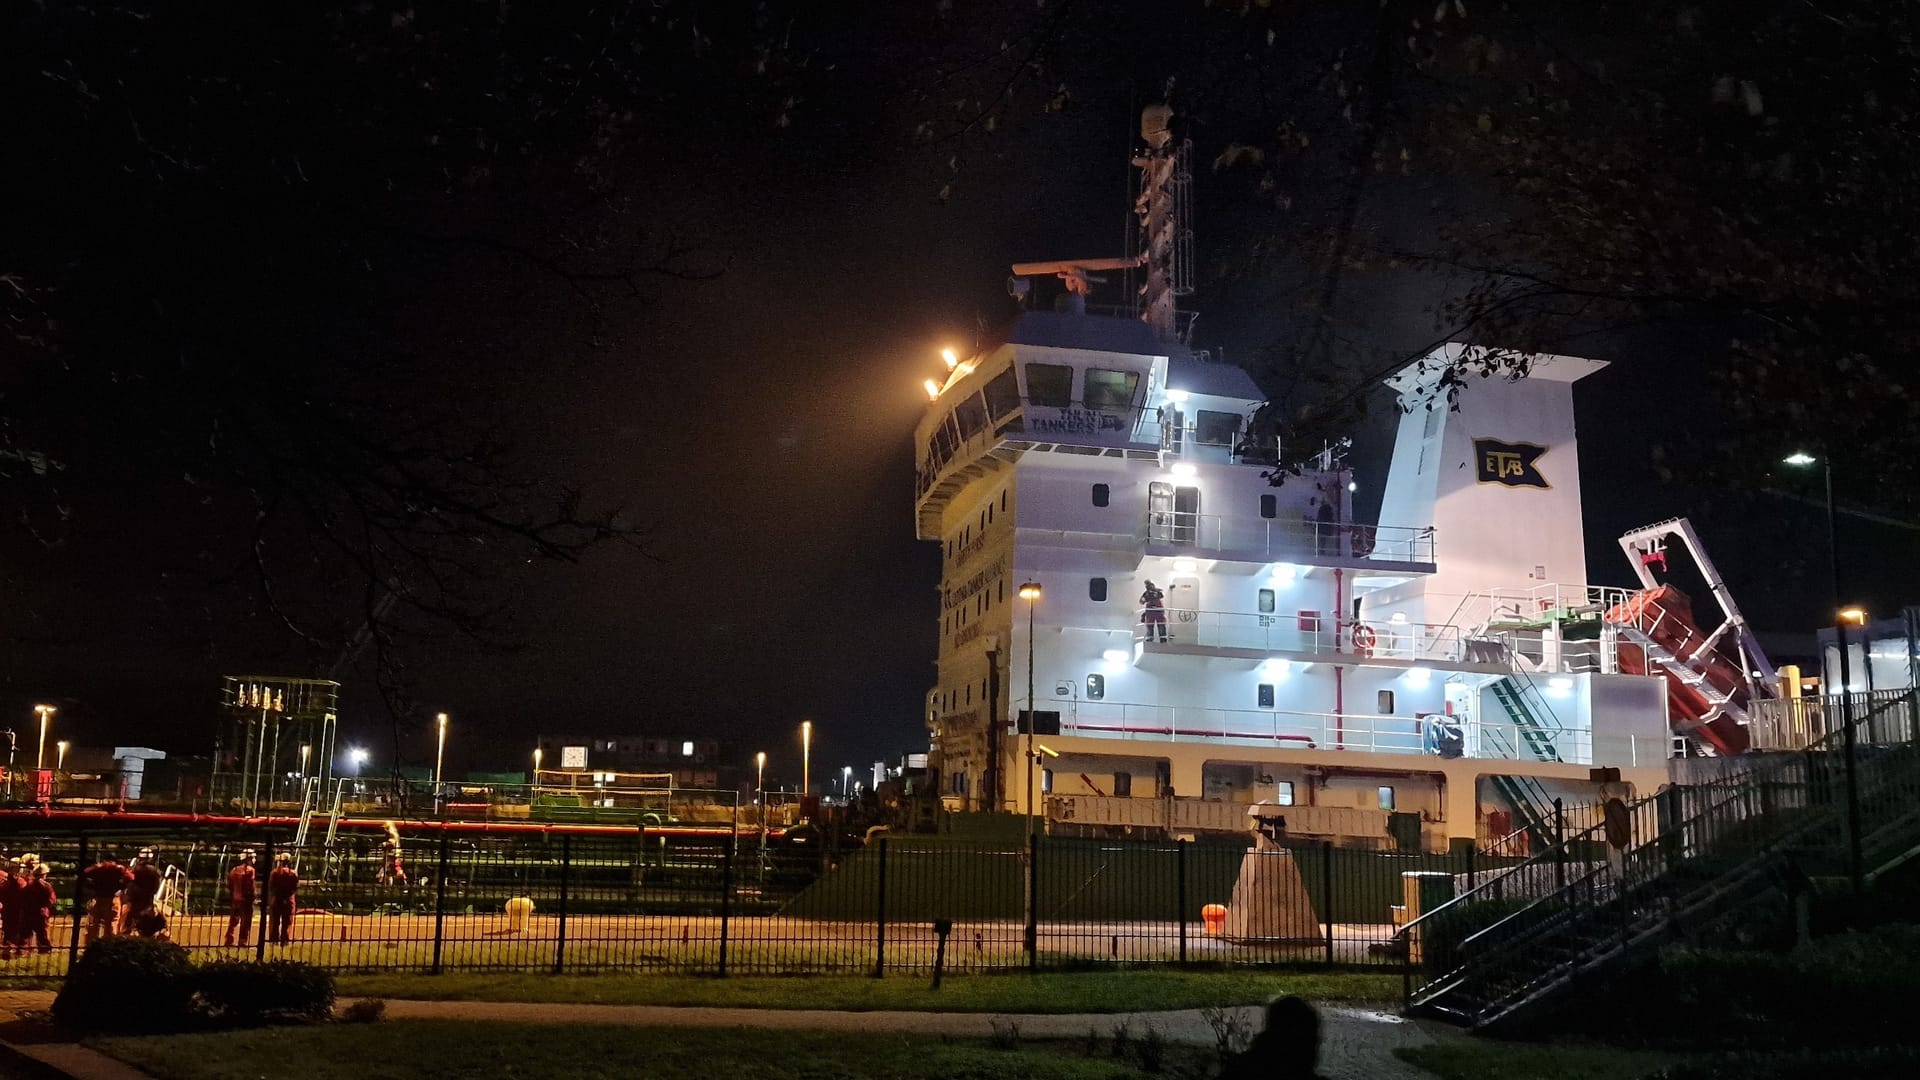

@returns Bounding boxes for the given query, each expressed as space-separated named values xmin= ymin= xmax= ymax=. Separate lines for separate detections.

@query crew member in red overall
xmin=81 ymin=855 xmax=133 ymax=943
xmin=0 ymin=859 xmax=23 ymax=958
xmin=267 ymin=853 xmax=299 ymax=945
xmin=223 ymin=850 xmax=256 ymax=946
xmin=119 ymin=851 xmax=163 ymax=936
xmin=18 ymin=865 xmax=55 ymax=954
xmin=1140 ymin=580 xmax=1170 ymax=643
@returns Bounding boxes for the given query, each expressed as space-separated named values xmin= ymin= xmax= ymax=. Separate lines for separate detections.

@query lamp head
xmin=1783 ymin=452 xmax=1818 ymax=466
xmin=1018 ymin=581 xmax=1042 ymax=601
xmin=1839 ymin=606 xmax=1868 ymax=626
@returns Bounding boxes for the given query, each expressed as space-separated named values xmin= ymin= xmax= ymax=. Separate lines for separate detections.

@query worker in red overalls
xmin=81 ymin=854 xmax=133 ymax=943
xmin=0 ymin=857 xmax=23 ymax=959
xmin=119 ymin=850 xmax=163 ymax=936
xmin=267 ymin=853 xmax=299 ymax=945
xmin=223 ymin=850 xmax=256 ymax=946
xmin=18 ymin=864 xmax=55 ymax=954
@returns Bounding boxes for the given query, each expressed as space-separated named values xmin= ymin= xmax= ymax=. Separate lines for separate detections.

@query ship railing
xmin=1748 ymin=689 xmax=1919 ymax=752
xmin=1143 ymin=512 xmax=1436 ymax=565
xmin=1127 ymin=607 xmax=1468 ymax=664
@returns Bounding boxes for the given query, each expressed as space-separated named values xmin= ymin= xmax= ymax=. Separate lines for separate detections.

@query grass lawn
xmin=332 ymin=968 xmax=1400 ymax=1012
xmin=1396 ymin=1040 xmax=1682 ymax=1080
xmin=96 ymin=1021 xmax=1201 ymax=1080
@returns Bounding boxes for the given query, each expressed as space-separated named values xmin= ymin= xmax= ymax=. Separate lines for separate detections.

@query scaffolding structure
xmin=215 ymin=675 xmax=340 ymax=815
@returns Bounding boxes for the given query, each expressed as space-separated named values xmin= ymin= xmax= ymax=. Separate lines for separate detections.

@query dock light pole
xmin=531 ymin=746 xmax=542 ymax=791
xmin=842 ymin=765 xmax=853 ymax=797
xmin=434 ymin=712 xmax=449 ymax=811
xmin=56 ymin=740 xmax=69 ymax=772
xmin=801 ymin=720 xmax=812 ymax=798
xmin=33 ymin=704 xmax=55 ymax=772
xmin=1017 ymin=582 xmax=1043 ymax=834
xmin=1786 ymin=451 xmax=1865 ymax=893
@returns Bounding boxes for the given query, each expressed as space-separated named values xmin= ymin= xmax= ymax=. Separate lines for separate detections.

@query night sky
xmin=5 ymin=5 xmax=1913 ymax=783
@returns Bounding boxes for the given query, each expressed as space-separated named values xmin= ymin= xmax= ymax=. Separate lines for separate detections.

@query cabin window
xmin=1042 ymin=769 xmax=1055 ymax=795
xmin=1258 ymin=589 xmax=1276 ymax=613
xmin=1195 ymin=409 xmax=1242 ymax=446
xmin=1378 ymin=786 xmax=1396 ymax=811
xmin=1091 ymin=483 xmax=1110 ymax=507
xmin=1113 ymin=772 xmax=1133 ymax=797
xmin=1275 ymin=781 xmax=1295 ymax=806
xmin=1258 ymin=683 xmax=1275 ymax=708
xmin=1086 ymin=673 xmax=1106 ymax=699
xmin=1025 ymin=363 xmax=1074 ymax=408
xmin=1377 ymin=690 xmax=1396 ymax=714
xmin=1260 ymin=494 xmax=1277 ymax=518
xmin=954 ymin=395 xmax=988 ymax=439
xmin=1089 ymin=577 xmax=1108 ymax=602
xmin=982 ymin=367 xmax=1021 ymax=418
xmin=1084 ymin=368 xmax=1140 ymax=411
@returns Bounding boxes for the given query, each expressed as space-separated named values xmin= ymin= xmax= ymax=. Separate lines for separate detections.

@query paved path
xmin=0 ymin=991 xmax=1451 ymax=1080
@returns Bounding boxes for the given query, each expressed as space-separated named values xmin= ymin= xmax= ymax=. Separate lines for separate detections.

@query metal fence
xmin=0 ymin=827 xmax=1539 ymax=978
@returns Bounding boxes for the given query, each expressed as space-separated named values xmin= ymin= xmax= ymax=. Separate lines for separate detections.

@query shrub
xmin=52 ymin=936 xmax=196 ymax=1034
xmin=338 ymin=998 xmax=386 ymax=1024
xmin=193 ymin=960 xmax=336 ymax=1027
xmin=1655 ymin=1049 xmax=1920 ymax=1079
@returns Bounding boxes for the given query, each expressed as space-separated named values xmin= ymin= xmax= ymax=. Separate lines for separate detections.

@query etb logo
xmin=1473 ymin=438 xmax=1549 ymax=489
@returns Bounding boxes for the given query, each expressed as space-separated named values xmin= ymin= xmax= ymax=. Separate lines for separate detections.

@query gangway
xmin=292 ymin=777 xmax=349 ymax=872
xmin=1606 ymin=518 xmax=1778 ymax=755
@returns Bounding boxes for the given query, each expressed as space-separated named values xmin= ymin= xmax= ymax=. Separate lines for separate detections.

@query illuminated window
xmin=1089 ymin=577 xmax=1108 ymax=602
xmin=1378 ymin=786 xmax=1396 ymax=811
xmin=1041 ymin=769 xmax=1054 ymax=794
xmin=1260 ymin=494 xmax=1277 ymax=519
xmin=1275 ymin=781 xmax=1295 ymax=806
xmin=1091 ymin=483 xmax=1110 ymax=507
xmin=681 ymin=741 xmax=694 ymax=757
xmin=1086 ymin=673 xmax=1106 ymax=699
xmin=1195 ymin=410 xmax=1242 ymax=446
xmin=1258 ymin=683 xmax=1275 ymax=708
xmin=1025 ymin=363 xmax=1073 ymax=408
xmin=1084 ymin=368 xmax=1140 ymax=411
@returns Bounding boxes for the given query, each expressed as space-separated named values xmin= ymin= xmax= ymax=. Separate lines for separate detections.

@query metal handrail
xmin=1143 ymin=512 xmax=1437 ymax=564
xmin=1125 ymin=606 xmax=1467 ymax=662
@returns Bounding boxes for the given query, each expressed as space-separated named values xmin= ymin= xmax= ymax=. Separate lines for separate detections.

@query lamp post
xmin=842 ymin=765 xmax=852 ymax=797
xmin=56 ymin=740 xmax=69 ymax=772
xmin=349 ymin=746 xmax=369 ymax=776
xmin=1018 ymin=581 xmax=1043 ymax=835
xmin=801 ymin=720 xmax=812 ymax=798
xmin=33 ymin=704 xmax=54 ymax=772
xmin=1785 ymin=451 xmax=1864 ymax=892
xmin=300 ymin=743 xmax=311 ymax=778
xmin=755 ymin=749 xmax=767 ymax=823
xmin=434 ymin=711 xmax=449 ymax=812
xmin=531 ymin=746 xmax=543 ymax=791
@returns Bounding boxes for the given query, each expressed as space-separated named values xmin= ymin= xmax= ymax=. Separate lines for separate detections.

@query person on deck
xmin=223 ymin=850 xmax=256 ymax=946
xmin=81 ymin=854 xmax=133 ymax=943
xmin=1140 ymin=580 xmax=1170 ymax=643
xmin=267 ymin=853 xmax=299 ymax=945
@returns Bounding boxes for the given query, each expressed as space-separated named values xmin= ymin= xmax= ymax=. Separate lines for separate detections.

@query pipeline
xmin=0 ymin=807 xmax=782 ymax=841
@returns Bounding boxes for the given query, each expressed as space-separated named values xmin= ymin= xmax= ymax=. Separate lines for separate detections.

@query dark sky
xmin=7 ymin=5 xmax=1914 ymax=782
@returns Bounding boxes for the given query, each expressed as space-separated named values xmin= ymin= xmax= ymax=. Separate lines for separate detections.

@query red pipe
xmin=0 ymin=808 xmax=781 ymax=840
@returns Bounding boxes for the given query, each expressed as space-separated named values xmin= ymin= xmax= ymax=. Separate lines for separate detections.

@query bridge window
xmin=1195 ymin=409 xmax=1242 ymax=446
xmin=1091 ymin=483 xmax=1110 ymax=507
xmin=983 ymin=367 xmax=1021 ymax=417
xmin=1084 ymin=368 xmax=1140 ymax=411
xmin=954 ymin=395 xmax=988 ymax=439
xmin=1260 ymin=494 xmax=1277 ymax=518
xmin=1025 ymin=363 xmax=1073 ymax=408
xmin=1089 ymin=577 xmax=1108 ymax=602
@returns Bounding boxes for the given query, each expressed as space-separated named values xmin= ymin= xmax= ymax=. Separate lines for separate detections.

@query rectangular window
xmin=1377 ymin=690 xmax=1396 ymax=714
xmin=1275 ymin=781 xmax=1295 ymax=806
xmin=1260 ymin=494 xmax=1277 ymax=519
xmin=1041 ymin=769 xmax=1054 ymax=795
xmin=954 ymin=394 xmax=988 ymax=439
xmin=1091 ymin=483 xmax=1110 ymax=507
xmin=1113 ymin=772 xmax=1133 ymax=798
xmin=1194 ymin=409 xmax=1242 ymax=446
xmin=1025 ymin=363 xmax=1074 ymax=408
xmin=1089 ymin=577 xmax=1108 ymax=602
xmin=965 ymin=685 xmax=972 ymax=705
xmin=1258 ymin=589 xmax=1276 ymax=613
xmin=1085 ymin=673 xmax=1106 ymax=699
xmin=1378 ymin=786 xmax=1396 ymax=811
xmin=1258 ymin=683 xmax=1275 ymax=708
xmin=982 ymin=367 xmax=1021 ymax=418
xmin=681 ymin=741 xmax=694 ymax=757
xmin=1084 ymin=368 xmax=1141 ymax=411
xmin=1000 ymin=491 xmax=1007 ymax=511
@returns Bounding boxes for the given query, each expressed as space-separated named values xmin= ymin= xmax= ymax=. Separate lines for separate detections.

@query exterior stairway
xmin=1400 ymin=689 xmax=1920 ymax=1031
xmin=1483 ymin=677 xmax=1567 ymax=852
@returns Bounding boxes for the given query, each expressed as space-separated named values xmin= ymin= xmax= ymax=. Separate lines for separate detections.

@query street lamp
xmin=32 ymin=704 xmax=54 ymax=772
xmin=842 ymin=765 xmax=853 ymax=796
xmin=299 ymin=743 xmax=311 ymax=778
xmin=349 ymin=746 xmax=369 ymax=775
xmin=1017 ymin=581 xmax=1043 ymax=835
xmin=1785 ymin=451 xmax=1865 ymax=892
xmin=531 ymin=746 xmax=543 ymax=788
xmin=56 ymin=740 xmax=69 ymax=771
xmin=434 ymin=711 xmax=449 ymax=810
xmin=801 ymin=720 xmax=812 ymax=798
xmin=755 ymin=750 xmax=766 ymax=805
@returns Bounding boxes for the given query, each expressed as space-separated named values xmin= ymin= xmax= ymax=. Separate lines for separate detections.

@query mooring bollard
xmin=931 ymin=918 xmax=953 ymax=990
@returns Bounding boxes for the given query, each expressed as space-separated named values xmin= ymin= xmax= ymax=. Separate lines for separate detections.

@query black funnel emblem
xmin=1473 ymin=438 xmax=1549 ymax=488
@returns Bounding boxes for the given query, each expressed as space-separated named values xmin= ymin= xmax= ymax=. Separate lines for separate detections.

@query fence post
xmin=718 ymin=843 xmax=732 ymax=978
xmin=68 ymin=832 xmax=88 ymax=969
xmin=872 ymin=837 xmax=889 ymax=978
xmin=431 ymin=829 xmax=449 ymax=974
xmin=553 ymin=835 xmax=572 ymax=975
xmin=256 ymin=835 xmax=272 ymax=963
xmin=1025 ymin=832 xmax=1039 ymax=973
xmin=1176 ymin=840 xmax=1188 ymax=966
xmin=1552 ymin=799 xmax=1566 ymax=890
xmin=1322 ymin=840 xmax=1334 ymax=966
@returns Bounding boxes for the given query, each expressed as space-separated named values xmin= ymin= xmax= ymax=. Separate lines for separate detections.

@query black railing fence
xmin=0 ymin=826 xmax=1546 ymax=977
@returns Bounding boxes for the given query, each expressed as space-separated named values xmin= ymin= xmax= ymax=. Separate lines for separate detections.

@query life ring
xmin=1351 ymin=624 xmax=1378 ymax=656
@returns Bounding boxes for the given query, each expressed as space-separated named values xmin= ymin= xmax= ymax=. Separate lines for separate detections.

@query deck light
xmin=1165 ymin=389 xmax=1190 ymax=403
xmin=1170 ymin=462 xmax=1198 ymax=478
xmin=923 ymin=378 xmax=942 ymax=400
xmin=942 ymin=348 xmax=959 ymax=368
xmin=1102 ymin=649 xmax=1130 ymax=665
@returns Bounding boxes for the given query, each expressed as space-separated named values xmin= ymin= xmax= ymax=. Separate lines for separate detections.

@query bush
xmin=193 ymin=960 xmax=336 ymax=1027
xmin=52 ymin=936 xmax=197 ymax=1034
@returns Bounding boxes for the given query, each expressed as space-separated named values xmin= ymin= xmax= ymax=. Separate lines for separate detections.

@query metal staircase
xmin=291 ymin=777 xmax=348 ymax=872
xmin=1480 ymin=677 xmax=1567 ymax=852
xmin=1400 ymin=689 xmax=1920 ymax=1032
